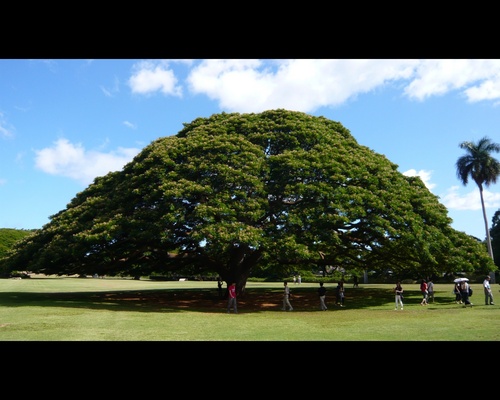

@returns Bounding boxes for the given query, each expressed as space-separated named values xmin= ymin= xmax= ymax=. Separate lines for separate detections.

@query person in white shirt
xmin=483 ymin=276 xmax=495 ymax=305
xmin=427 ymin=279 xmax=435 ymax=303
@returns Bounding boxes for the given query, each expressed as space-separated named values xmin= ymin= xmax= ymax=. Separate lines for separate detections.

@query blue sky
xmin=1 ymin=59 xmax=500 ymax=240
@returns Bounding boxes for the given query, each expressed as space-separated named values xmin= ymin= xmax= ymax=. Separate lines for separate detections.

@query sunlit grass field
xmin=0 ymin=275 xmax=498 ymax=341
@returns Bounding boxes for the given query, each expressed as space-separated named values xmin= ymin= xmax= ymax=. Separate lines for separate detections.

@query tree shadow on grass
xmin=0 ymin=286 xmax=452 ymax=313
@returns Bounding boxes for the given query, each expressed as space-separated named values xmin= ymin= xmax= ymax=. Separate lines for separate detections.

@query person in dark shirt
xmin=394 ymin=281 xmax=404 ymax=310
xmin=336 ymin=280 xmax=345 ymax=307
xmin=217 ymin=276 xmax=223 ymax=298
xmin=454 ymin=282 xmax=462 ymax=304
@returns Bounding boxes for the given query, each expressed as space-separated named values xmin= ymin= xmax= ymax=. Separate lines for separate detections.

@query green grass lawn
xmin=0 ymin=276 xmax=499 ymax=341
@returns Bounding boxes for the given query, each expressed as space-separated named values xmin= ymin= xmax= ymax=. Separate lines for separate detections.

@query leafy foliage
xmin=456 ymin=136 xmax=500 ymax=274
xmin=0 ymin=110 xmax=495 ymax=289
xmin=491 ymin=209 xmax=500 ymax=270
xmin=0 ymin=228 xmax=35 ymax=259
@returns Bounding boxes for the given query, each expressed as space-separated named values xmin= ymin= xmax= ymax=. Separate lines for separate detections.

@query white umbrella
xmin=454 ymin=277 xmax=469 ymax=283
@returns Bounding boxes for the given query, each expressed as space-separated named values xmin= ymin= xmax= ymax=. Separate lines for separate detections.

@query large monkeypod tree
xmin=1 ymin=110 xmax=494 ymax=294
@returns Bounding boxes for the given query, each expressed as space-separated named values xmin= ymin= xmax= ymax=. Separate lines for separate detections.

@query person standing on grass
xmin=336 ymin=280 xmax=345 ymax=307
xmin=454 ymin=282 xmax=462 ymax=304
xmin=483 ymin=275 xmax=495 ymax=305
xmin=394 ymin=281 xmax=404 ymax=310
xmin=427 ymin=279 xmax=434 ymax=303
xmin=318 ymin=282 xmax=327 ymax=311
xmin=227 ymin=282 xmax=238 ymax=313
xmin=282 ymin=281 xmax=293 ymax=311
xmin=420 ymin=279 xmax=428 ymax=306
xmin=217 ymin=276 xmax=224 ymax=299
xmin=460 ymin=280 xmax=472 ymax=307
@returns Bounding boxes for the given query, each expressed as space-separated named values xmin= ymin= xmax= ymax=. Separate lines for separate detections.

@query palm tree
xmin=456 ymin=136 xmax=500 ymax=282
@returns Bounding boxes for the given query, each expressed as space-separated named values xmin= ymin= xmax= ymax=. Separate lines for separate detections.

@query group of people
xmin=453 ymin=276 xmax=495 ymax=307
xmin=460 ymin=280 xmax=473 ymax=307
xmin=419 ymin=279 xmax=434 ymax=305
xmin=285 ymin=280 xmax=346 ymax=311
xmin=227 ymin=280 xmax=301 ymax=313
xmin=395 ymin=275 xmax=495 ymax=310
xmin=226 ymin=280 xmax=349 ymax=313
xmin=394 ymin=278 xmax=441 ymax=310
xmin=453 ymin=281 xmax=473 ymax=306
xmin=225 ymin=275 xmax=496 ymax=314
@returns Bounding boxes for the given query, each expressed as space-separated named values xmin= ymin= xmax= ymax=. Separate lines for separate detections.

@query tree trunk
xmin=480 ymin=187 xmax=496 ymax=283
xmin=225 ymin=245 xmax=263 ymax=296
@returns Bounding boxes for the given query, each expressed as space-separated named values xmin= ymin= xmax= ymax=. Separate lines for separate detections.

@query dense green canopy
xmin=0 ymin=228 xmax=35 ymax=259
xmin=0 ymin=110 xmax=494 ymax=290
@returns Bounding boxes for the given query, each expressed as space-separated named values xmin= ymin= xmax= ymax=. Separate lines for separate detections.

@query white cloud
xmin=34 ymin=138 xmax=140 ymax=186
xmin=118 ymin=59 xmax=500 ymax=113
xmin=402 ymin=169 xmax=436 ymax=190
xmin=404 ymin=59 xmax=500 ymax=102
xmin=401 ymin=168 xmax=500 ymax=213
xmin=185 ymin=59 xmax=418 ymax=113
xmin=122 ymin=59 xmax=500 ymax=112
xmin=128 ymin=60 xmax=182 ymax=97
xmin=464 ymin=77 xmax=500 ymax=103
xmin=441 ymin=185 xmax=500 ymax=210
